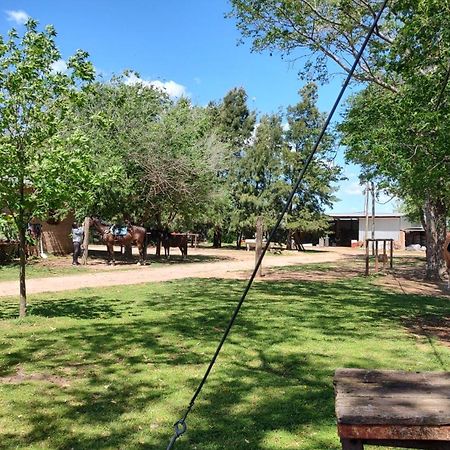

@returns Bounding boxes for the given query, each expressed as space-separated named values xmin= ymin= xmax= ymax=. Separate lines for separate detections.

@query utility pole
xmin=364 ymin=182 xmax=369 ymax=243
xmin=371 ymin=181 xmax=376 ymax=255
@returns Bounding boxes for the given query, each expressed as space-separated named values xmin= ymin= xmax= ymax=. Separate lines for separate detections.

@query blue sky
xmin=1 ymin=1 xmax=397 ymax=213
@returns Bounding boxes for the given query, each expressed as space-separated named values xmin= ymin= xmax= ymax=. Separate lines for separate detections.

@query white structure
xmin=327 ymin=213 xmax=424 ymax=249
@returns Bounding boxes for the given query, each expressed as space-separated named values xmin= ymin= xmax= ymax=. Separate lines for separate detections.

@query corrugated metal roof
xmin=327 ymin=212 xmax=406 ymax=218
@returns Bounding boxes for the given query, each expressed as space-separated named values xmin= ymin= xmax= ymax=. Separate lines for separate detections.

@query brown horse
xmin=89 ymin=217 xmax=147 ymax=265
xmin=161 ymin=232 xmax=188 ymax=259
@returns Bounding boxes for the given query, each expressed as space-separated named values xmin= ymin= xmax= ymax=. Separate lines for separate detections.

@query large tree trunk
xmin=236 ymin=231 xmax=242 ymax=249
xmin=423 ymin=196 xmax=447 ymax=281
xmin=18 ymin=216 xmax=27 ymax=318
xmin=155 ymin=211 xmax=162 ymax=256
xmin=213 ymin=227 xmax=222 ymax=248
xmin=286 ymin=229 xmax=293 ymax=250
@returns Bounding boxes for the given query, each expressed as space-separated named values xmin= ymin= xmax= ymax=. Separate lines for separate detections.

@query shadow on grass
xmin=0 ymin=275 xmax=449 ymax=449
xmin=88 ymin=249 xmax=229 ymax=266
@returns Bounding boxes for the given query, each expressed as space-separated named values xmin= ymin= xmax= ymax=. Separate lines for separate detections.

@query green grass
xmin=0 ymin=270 xmax=449 ymax=449
xmin=0 ymin=259 xmax=91 ymax=281
xmin=0 ymin=253 xmax=227 ymax=282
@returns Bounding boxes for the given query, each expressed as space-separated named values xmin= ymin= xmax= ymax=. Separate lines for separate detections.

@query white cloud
xmin=151 ymin=80 xmax=187 ymax=98
xmin=124 ymin=73 xmax=187 ymax=98
xmin=344 ymin=182 xmax=364 ymax=196
xmin=50 ymin=59 xmax=68 ymax=74
xmin=5 ymin=10 xmax=29 ymax=25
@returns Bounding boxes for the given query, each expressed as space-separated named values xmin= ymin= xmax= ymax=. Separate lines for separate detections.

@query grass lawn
xmin=0 ymin=258 xmax=91 ymax=282
xmin=0 ymin=253 xmax=226 ymax=282
xmin=0 ymin=265 xmax=449 ymax=449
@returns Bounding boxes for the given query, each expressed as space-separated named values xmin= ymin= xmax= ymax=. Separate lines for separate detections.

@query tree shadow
xmin=0 ymin=276 xmax=449 ymax=448
xmin=87 ymin=249 xmax=229 ymax=266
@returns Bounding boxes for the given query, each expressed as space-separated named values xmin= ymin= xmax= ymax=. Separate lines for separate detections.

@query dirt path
xmin=0 ymin=247 xmax=349 ymax=297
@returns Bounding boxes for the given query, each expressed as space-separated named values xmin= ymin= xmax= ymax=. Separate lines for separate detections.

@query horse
xmin=161 ymin=231 xmax=188 ymax=259
xmin=444 ymin=232 xmax=450 ymax=289
xmin=89 ymin=217 xmax=147 ymax=265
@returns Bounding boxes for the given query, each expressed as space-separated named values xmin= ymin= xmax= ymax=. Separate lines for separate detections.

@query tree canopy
xmin=229 ymin=0 xmax=450 ymax=277
xmin=0 ymin=19 xmax=96 ymax=316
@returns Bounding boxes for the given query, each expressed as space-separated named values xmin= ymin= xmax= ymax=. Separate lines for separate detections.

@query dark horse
xmin=89 ymin=217 xmax=147 ymax=265
xmin=161 ymin=232 xmax=188 ymax=259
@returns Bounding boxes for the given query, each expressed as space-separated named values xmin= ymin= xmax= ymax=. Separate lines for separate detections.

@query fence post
xmin=390 ymin=239 xmax=394 ymax=269
xmin=374 ymin=240 xmax=379 ymax=272
xmin=255 ymin=216 xmax=263 ymax=277
xmin=81 ymin=216 xmax=90 ymax=265
xmin=365 ymin=239 xmax=369 ymax=276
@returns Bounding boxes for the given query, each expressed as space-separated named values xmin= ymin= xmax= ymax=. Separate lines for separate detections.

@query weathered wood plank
xmin=338 ymin=424 xmax=450 ymax=441
xmin=335 ymin=369 xmax=450 ymax=427
xmin=335 ymin=382 xmax=450 ymax=399
xmin=335 ymin=369 xmax=450 ymax=385
xmin=362 ymin=439 xmax=450 ymax=449
xmin=335 ymin=369 xmax=450 ymax=447
xmin=336 ymin=397 xmax=450 ymax=425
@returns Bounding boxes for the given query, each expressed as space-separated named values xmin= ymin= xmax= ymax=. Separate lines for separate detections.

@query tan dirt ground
xmin=1 ymin=245 xmax=449 ymax=298
xmin=0 ymin=245 xmax=348 ymax=297
xmin=1 ymin=245 xmax=449 ymax=347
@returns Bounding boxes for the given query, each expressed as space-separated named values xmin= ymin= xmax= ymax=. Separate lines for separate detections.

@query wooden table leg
xmin=341 ymin=438 xmax=364 ymax=449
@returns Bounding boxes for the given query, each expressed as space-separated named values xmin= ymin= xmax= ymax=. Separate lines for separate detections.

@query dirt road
xmin=0 ymin=247 xmax=350 ymax=297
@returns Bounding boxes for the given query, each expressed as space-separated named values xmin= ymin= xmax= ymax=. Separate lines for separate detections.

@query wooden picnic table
xmin=334 ymin=368 xmax=450 ymax=449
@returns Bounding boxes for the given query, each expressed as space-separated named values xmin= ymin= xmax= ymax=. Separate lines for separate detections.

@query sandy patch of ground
xmin=1 ymin=246 xmax=449 ymax=349
xmin=403 ymin=316 xmax=450 ymax=349
xmin=0 ymin=246 xmax=347 ymax=297
xmin=1 ymin=247 xmax=448 ymax=300
xmin=0 ymin=365 xmax=70 ymax=387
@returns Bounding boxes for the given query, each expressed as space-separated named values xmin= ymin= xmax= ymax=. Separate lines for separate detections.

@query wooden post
xmin=341 ymin=439 xmax=364 ymax=450
xmin=383 ymin=240 xmax=387 ymax=270
xmin=255 ymin=216 xmax=263 ymax=277
xmin=365 ymin=239 xmax=369 ymax=276
xmin=371 ymin=181 xmax=376 ymax=256
xmin=390 ymin=238 xmax=394 ymax=269
xmin=81 ymin=216 xmax=90 ymax=265
xmin=374 ymin=240 xmax=379 ymax=272
xmin=364 ymin=182 xmax=369 ymax=243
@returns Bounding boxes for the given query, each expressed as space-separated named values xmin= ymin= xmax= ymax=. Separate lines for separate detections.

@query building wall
xmin=358 ymin=216 xmax=422 ymax=248
xmin=39 ymin=213 xmax=75 ymax=255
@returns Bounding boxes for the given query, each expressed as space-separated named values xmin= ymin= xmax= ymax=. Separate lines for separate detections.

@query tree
xmin=229 ymin=113 xmax=287 ymax=240
xmin=218 ymin=87 xmax=256 ymax=153
xmin=229 ymin=0 xmax=450 ymax=278
xmin=137 ymin=97 xmax=220 ymax=231
xmin=340 ymin=82 xmax=450 ymax=279
xmin=214 ymin=87 xmax=256 ymax=246
xmin=228 ymin=0 xmax=396 ymax=90
xmin=73 ymin=73 xmax=170 ymax=223
xmin=0 ymin=20 xmax=95 ymax=317
xmin=284 ymin=83 xmax=342 ymax=248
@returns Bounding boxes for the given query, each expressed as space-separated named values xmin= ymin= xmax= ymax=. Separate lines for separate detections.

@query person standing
xmin=71 ymin=222 xmax=84 ymax=265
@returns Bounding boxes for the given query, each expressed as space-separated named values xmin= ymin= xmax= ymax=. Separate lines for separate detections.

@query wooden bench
xmin=243 ymin=239 xmax=284 ymax=252
xmin=334 ymin=368 xmax=450 ymax=449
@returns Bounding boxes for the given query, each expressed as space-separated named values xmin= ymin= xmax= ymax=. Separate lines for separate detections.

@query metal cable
xmin=166 ymin=2 xmax=389 ymax=447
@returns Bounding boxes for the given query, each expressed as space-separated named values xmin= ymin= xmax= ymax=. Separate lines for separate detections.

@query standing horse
xmin=89 ymin=217 xmax=147 ymax=265
xmin=161 ymin=232 xmax=188 ymax=259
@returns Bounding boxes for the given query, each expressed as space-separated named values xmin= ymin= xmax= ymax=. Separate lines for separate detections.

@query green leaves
xmin=0 ymin=21 xmax=97 ymax=217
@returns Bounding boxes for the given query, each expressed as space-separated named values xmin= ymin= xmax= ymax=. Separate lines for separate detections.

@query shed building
xmin=327 ymin=213 xmax=424 ymax=249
